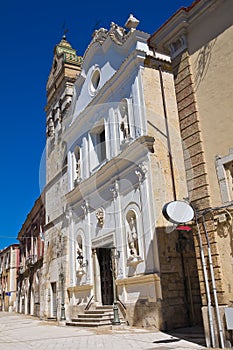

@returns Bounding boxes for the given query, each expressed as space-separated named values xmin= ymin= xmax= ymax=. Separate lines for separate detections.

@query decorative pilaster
xmin=81 ymin=200 xmax=92 ymax=284
xmin=109 ymin=180 xmax=125 ymax=279
xmin=66 ymin=208 xmax=75 ymax=287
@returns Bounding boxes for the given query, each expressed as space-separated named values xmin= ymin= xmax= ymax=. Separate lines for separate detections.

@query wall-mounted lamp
xmin=77 ymin=254 xmax=88 ymax=268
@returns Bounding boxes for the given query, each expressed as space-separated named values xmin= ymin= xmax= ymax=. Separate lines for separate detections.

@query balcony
xmin=25 ymin=255 xmax=37 ymax=267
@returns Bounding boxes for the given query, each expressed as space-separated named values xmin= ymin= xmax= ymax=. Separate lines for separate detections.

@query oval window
xmin=90 ymin=69 xmax=100 ymax=94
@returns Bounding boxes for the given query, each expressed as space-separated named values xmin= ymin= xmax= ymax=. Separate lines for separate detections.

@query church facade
xmin=41 ymin=15 xmax=201 ymax=329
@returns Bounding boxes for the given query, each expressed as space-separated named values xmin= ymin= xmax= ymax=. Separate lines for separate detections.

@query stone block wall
xmin=172 ymin=49 xmax=227 ymax=312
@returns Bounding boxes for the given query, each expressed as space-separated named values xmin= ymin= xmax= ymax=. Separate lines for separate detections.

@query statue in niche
xmin=76 ymin=237 xmax=83 ymax=262
xmin=126 ymin=213 xmax=143 ymax=269
xmin=128 ymin=240 xmax=137 ymax=257
xmin=77 ymin=244 xmax=82 ymax=258
xmin=76 ymin=158 xmax=80 ymax=178
xmin=74 ymin=149 xmax=81 ymax=186
xmin=119 ymin=99 xmax=130 ymax=141
xmin=76 ymin=241 xmax=86 ymax=277
xmin=127 ymin=216 xmax=139 ymax=257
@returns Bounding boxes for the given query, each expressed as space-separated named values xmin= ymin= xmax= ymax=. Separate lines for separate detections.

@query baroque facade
xmin=5 ymin=0 xmax=231 ymax=347
xmin=41 ymin=14 xmax=201 ymax=330
xmin=148 ymin=0 xmax=233 ymax=347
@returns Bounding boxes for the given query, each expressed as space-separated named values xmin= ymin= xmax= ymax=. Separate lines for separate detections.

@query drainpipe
xmin=158 ymin=65 xmax=177 ymax=201
xmin=202 ymin=215 xmax=225 ymax=348
xmin=194 ymin=211 xmax=216 ymax=348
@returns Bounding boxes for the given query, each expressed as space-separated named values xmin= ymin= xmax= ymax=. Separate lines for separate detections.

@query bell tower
xmin=45 ymin=35 xmax=82 ymax=183
xmin=41 ymin=36 xmax=82 ymax=320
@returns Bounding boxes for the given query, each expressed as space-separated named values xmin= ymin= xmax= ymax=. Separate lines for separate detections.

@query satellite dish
xmin=162 ymin=200 xmax=194 ymax=224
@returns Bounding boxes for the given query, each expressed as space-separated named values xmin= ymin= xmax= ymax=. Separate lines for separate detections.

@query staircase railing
xmin=117 ymin=298 xmax=127 ymax=318
xmin=84 ymin=295 xmax=94 ymax=310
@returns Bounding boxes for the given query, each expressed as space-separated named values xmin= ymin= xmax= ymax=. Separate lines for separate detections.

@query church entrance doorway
xmin=96 ymin=248 xmax=114 ymax=305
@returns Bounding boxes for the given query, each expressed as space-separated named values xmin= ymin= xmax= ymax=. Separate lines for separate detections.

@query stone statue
xmin=119 ymin=99 xmax=130 ymax=140
xmin=76 ymin=158 xmax=80 ymax=178
xmin=127 ymin=216 xmax=139 ymax=256
xmin=128 ymin=240 xmax=137 ymax=256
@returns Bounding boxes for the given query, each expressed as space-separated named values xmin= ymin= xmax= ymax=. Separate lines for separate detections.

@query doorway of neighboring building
xmin=97 ymin=248 xmax=114 ymax=305
xmin=51 ymin=282 xmax=57 ymax=318
xmin=21 ymin=297 xmax=25 ymax=314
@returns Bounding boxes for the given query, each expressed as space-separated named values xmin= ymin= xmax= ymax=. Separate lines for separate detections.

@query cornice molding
xmin=116 ymin=273 xmax=160 ymax=286
xmin=65 ymin=135 xmax=154 ymax=207
xmin=67 ymin=284 xmax=93 ymax=292
xmin=148 ymin=0 xmax=220 ymax=52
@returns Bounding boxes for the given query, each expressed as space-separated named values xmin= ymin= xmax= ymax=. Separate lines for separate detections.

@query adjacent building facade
xmin=148 ymin=0 xmax=233 ymax=346
xmin=17 ymin=193 xmax=45 ymax=316
xmin=0 ymin=244 xmax=20 ymax=312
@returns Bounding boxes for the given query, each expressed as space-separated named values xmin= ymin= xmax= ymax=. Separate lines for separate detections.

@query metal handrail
xmin=117 ymin=298 xmax=126 ymax=310
xmin=84 ymin=295 xmax=94 ymax=310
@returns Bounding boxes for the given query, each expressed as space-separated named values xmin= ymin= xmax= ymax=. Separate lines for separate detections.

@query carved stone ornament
xmin=76 ymin=268 xmax=85 ymax=277
xmin=169 ymin=34 xmax=187 ymax=58
xmin=47 ymin=118 xmax=55 ymax=137
xmin=135 ymin=162 xmax=148 ymax=183
xmin=127 ymin=255 xmax=143 ymax=268
xmin=139 ymin=162 xmax=148 ymax=175
xmin=110 ymin=181 xmax=119 ymax=199
xmin=92 ymin=22 xmax=129 ymax=46
xmin=92 ymin=27 xmax=108 ymax=44
xmin=96 ymin=207 xmax=104 ymax=226
xmin=124 ymin=14 xmax=140 ymax=31
xmin=135 ymin=169 xmax=143 ymax=183
xmin=81 ymin=201 xmax=89 ymax=215
xmin=109 ymin=22 xmax=128 ymax=45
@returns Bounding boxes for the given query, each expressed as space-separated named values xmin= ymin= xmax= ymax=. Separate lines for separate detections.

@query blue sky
xmin=0 ymin=0 xmax=192 ymax=250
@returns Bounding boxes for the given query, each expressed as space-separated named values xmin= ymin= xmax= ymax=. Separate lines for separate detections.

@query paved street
xmin=0 ymin=312 xmax=207 ymax=350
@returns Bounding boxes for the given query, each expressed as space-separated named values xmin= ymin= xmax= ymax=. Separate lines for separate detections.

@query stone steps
xmin=66 ymin=305 xmax=124 ymax=327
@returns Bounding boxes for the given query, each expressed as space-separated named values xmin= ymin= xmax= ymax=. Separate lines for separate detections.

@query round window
xmin=90 ymin=69 xmax=100 ymax=94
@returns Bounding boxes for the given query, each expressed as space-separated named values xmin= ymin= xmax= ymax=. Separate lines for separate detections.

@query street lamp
xmin=111 ymin=247 xmax=121 ymax=325
xmin=59 ymin=265 xmax=66 ymax=321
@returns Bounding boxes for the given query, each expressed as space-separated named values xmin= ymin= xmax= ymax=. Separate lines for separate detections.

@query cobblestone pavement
xmin=0 ymin=312 xmax=207 ymax=350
